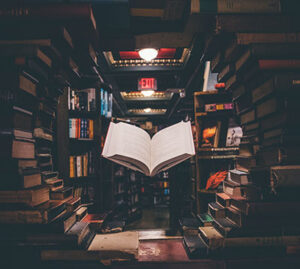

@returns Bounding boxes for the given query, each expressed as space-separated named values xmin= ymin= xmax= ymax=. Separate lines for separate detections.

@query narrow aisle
xmin=126 ymin=207 xmax=170 ymax=230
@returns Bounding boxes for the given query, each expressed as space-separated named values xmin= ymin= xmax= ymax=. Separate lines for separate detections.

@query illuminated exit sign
xmin=138 ymin=77 xmax=157 ymax=91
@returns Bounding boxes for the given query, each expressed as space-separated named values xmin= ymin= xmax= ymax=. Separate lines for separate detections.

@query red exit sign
xmin=138 ymin=78 xmax=157 ymax=91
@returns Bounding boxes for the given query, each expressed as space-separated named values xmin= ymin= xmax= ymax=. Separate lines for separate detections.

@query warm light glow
xmin=144 ymin=108 xmax=152 ymax=113
xmin=141 ymin=90 xmax=155 ymax=97
xmin=138 ymin=48 xmax=158 ymax=62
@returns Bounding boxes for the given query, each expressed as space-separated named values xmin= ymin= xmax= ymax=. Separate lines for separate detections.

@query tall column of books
xmin=0 ymin=24 xmax=95 ymax=267
xmin=185 ymin=33 xmax=300 ymax=259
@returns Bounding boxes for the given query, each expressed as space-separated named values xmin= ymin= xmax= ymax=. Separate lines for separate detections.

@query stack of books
xmin=184 ymin=14 xmax=300 ymax=259
xmin=0 ymin=18 xmax=96 ymax=260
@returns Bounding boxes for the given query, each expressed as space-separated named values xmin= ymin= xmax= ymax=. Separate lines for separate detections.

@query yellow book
xmin=83 ymin=154 xmax=88 ymax=177
xmin=69 ymin=156 xmax=75 ymax=178
xmin=89 ymin=120 xmax=94 ymax=139
xmin=216 ymin=104 xmax=224 ymax=110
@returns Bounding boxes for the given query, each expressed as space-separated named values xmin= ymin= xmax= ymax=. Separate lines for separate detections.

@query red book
xmin=75 ymin=119 xmax=79 ymax=139
xmin=258 ymin=59 xmax=300 ymax=70
xmin=78 ymin=119 xmax=81 ymax=139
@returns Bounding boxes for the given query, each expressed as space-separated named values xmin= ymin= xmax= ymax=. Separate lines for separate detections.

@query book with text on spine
xmin=102 ymin=121 xmax=195 ymax=176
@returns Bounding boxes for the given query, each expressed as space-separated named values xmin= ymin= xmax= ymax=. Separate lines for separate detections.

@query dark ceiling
xmin=85 ymin=0 xmax=209 ymax=123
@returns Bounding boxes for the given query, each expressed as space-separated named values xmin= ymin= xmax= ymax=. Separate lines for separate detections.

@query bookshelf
xmin=194 ymin=91 xmax=239 ymax=213
xmin=152 ymin=171 xmax=170 ymax=207
xmin=105 ymin=164 xmax=142 ymax=223
xmin=57 ymin=84 xmax=112 ymax=213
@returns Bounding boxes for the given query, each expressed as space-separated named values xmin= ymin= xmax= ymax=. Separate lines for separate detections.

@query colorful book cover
xmin=224 ymin=103 xmax=233 ymax=110
xmin=226 ymin=126 xmax=243 ymax=147
xmin=216 ymin=104 xmax=224 ymax=110
xmin=205 ymin=104 xmax=216 ymax=112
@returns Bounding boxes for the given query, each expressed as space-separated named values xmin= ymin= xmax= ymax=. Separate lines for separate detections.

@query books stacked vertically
xmin=68 ymin=88 xmax=96 ymax=112
xmin=100 ymin=88 xmax=113 ymax=118
xmin=69 ymin=118 xmax=94 ymax=139
xmin=69 ymin=151 xmax=96 ymax=178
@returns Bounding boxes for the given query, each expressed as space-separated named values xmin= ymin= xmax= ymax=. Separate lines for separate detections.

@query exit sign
xmin=138 ymin=77 xmax=157 ymax=91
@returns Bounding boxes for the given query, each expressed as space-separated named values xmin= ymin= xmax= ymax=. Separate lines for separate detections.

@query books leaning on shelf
xmin=69 ymin=118 xmax=93 ymax=139
xmin=102 ymin=121 xmax=195 ymax=176
xmin=100 ymin=88 xmax=112 ymax=118
xmin=69 ymin=151 xmax=95 ymax=178
xmin=68 ymin=88 xmax=96 ymax=112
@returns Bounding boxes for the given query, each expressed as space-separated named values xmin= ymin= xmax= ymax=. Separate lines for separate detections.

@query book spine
xmin=84 ymin=154 xmax=88 ymax=177
xmin=77 ymin=119 xmax=81 ymax=139
xmin=87 ymin=89 xmax=91 ymax=112
xmin=196 ymin=0 xmax=281 ymax=13
xmin=92 ymin=89 xmax=96 ymax=111
xmin=69 ymin=156 xmax=74 ymax=178
xmin=225 ymin=235 xmax=300 ymax=248
xmin=237 ymin=33 xmax=300 ymax=45
xmin=69 ymin=119 xmax=72 ymax=138
xmin=104 ymin=90 xmax=108 ymax=117
xmin=77 ymin=156 xmax=81 ymax=178
xmin=258 ymin=59 xmax=300 ymax=70
xmin=85 ymin=119 xmax=88 ymax=138
xmin=81 ymin=119 xmax=84 ymax=139
xmin=68 ymin=87 xmax=70 ymax=110
xmin=89 ymin=120 xmax=93 ymax=139
xmin=100 ymin=88 xmax=104 ymax=116
xmin=72 ymin=119 xmax=76 ymax=139
xmin=0 ymin=4 xmax=93 ymax=20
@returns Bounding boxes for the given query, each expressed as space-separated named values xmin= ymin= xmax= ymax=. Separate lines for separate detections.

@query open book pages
xmin=102 ymin=121 xmax=195 ymax=176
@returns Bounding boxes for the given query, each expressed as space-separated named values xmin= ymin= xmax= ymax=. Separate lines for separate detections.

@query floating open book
xmin=102 ymin=121 xmax=195 ymax=176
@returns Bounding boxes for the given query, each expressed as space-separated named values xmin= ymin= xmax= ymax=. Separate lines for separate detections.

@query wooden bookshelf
xmin=107 ymin=164 xmax=142 ymax=223
xmin=194 ymin=91 xmax=238 ymax=213
xmin=57 ymin=85 xmax=105 ymax=213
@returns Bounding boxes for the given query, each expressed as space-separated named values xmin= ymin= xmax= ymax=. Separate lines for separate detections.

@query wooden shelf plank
xmin=197 ymin=147 xmax=239 ymax=152
xmin=197 ymin=155 xmax=237 ymax=160
xmin=198 ymin=189 xmax=218 ymax=194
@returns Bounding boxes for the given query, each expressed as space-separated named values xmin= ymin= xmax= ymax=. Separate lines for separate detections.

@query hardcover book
xmin=102 ymin=121 xmax=195 ymax=176
xmin=183 ymin=234 xmax=209 ymax=259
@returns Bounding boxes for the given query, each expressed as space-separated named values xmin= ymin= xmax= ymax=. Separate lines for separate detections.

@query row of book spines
xmin=153 ymin=181 xmax=169 ymax=188
xmin=68 ymin=88 xmax=96 ymax=112
xmin=69 ymin=118 xmax=93 ymax=139
xmin=69 ymin=153 xmax=94 ymax=178
xmin=191 ymin=0 xmax=299 ymax=14
xmin=204 ymin=103 xmax=233 ymax=112
xmin=100 ymin=89 xmax=112 ymax=118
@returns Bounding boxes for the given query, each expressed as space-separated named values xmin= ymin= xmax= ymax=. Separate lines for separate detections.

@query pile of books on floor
xmin=183 ymin=30 xmax=300 ymax=259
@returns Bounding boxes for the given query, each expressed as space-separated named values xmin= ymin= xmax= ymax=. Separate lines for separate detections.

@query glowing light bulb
xmin=141 ymin=90 xmax=154 ymax=97
xmin=144 ymin=108 xmax=151 ymax=113
xmin=138 ymin=48 xmax=158 ymax=62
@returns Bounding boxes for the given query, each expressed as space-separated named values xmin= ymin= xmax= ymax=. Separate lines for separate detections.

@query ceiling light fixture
xmin=138 ymin=48 xmax=158 ymax=62
xmin=141 ymin=90 xmax=155 ymax=97
xmin=144 ymin=108 xmax=152 ymax=113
